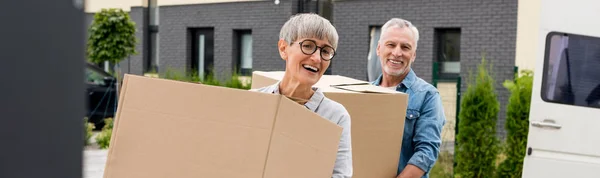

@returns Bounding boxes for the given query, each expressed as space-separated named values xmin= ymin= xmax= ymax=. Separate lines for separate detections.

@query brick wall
xmin=159 ymin=1 xmax=294 ymax=81
xmin=155 ymin=0 xmax=517 ymax=137
xmin=334 ymin=0 xmax=518 ymax=138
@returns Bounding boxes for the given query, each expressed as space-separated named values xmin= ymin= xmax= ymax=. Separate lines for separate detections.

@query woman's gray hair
xmin=380 ymin=18 xmax=420 ymax=49
xmin=279 ymin=13 xmax=339 ymax=49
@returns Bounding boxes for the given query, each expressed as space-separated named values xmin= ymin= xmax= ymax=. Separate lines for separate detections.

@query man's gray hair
xmin=279 ymin=13 xmax=339 ymax=49
xmin=380 ymin=18 xmax=420 ymax=49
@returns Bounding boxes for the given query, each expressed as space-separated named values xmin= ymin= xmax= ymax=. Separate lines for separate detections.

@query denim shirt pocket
xmin=404 ymin=109 xmax=421 ymax=142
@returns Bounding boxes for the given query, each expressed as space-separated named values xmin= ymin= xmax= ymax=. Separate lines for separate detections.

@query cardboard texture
xmin=104 ymin=74 xmax=342 ymax=178
xmin=251 ymin=71 xmax=408 ymax=178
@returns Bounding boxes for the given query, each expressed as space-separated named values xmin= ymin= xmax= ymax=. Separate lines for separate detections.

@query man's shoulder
xmin=411 ymin=76 xmax=439 ymax=94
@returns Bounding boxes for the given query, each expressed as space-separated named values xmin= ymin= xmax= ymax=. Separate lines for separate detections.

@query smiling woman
xmin=252 ymin=13 xmax=353 ymax=178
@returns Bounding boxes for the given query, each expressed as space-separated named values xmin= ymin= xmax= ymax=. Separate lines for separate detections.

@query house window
xmin=234 ymin=30 xmax=252 ymax=76
xmin=435 ymin=28 xmax=461 ymax=79
xmin=317 ymin=0 xmax=333 ymax=22
xmin=191 ymin=28 xmax=214 ymax=79
xmin=367 ymin=26 xmax=382 ymax=81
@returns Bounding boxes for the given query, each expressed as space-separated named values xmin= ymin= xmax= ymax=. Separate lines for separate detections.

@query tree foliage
xmin=496 ymin=70 xmax=533 ymax=178
xmin=455 ymin=57 xmax=500 ymax=178
xmin=87 ymin=8 xmax=137 ymax=64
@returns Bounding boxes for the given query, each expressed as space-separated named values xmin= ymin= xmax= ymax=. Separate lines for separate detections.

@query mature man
xmin=370 ymin=18 xmax=446 ymax=178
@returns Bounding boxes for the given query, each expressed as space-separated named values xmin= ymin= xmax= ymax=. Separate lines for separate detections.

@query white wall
xmin=514 ymin=0 xmax=541 ymax=71
xmin=86 ymin=0 xmax=266 ymax=13
xmin=85 ymin=0 xmax=145 ymax=13
xmin=158 ymin=0 xmax=264 ymax=6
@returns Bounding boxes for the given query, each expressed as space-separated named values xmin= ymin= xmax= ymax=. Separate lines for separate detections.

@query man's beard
xmin=383 ymin=62 xmax=411 ymax=77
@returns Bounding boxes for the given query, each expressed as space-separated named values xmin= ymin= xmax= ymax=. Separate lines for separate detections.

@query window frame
xmin=435 ymin=28 xmax=461 ymax=80
xmin=233 ymin=29 xmax=253 ymax=76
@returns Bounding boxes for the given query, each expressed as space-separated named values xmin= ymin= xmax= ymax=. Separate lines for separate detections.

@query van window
xmin=542 ymin=32 xmax=600 ymax=108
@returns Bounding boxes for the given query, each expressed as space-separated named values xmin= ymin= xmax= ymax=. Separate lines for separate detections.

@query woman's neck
xmin=279 ymin=75 xmax=314 ymax=104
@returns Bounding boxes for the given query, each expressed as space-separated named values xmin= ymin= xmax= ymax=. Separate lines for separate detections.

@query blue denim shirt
xmin=371 ymin=69 xmax=446 ymax=178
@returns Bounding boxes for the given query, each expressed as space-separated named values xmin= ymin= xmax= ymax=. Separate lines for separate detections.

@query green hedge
xmin=455 ymin=57 xmax=500 ymax=178
xmin=84 ymin=117 xmax=95 ymax=146
xmin=162 ymin=68 xmax=250 ymax=89
xmin=96 ymin=118 xmax=113 ymax=149
xmin=496 ymin=70 xmax=533 ymax=178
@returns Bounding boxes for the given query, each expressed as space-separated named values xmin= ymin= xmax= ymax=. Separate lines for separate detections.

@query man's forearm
xmin=396 ymin=164 xmax=425 ymax=178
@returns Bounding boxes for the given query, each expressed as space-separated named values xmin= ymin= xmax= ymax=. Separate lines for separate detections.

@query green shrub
xmin=96 ymin=128 xmax=112 ymax=149
xmin=224 ymin=73 xmax=250 ymax=90
xmin=162 ymin=67 xmax=223 ymax=86
xmin=164 ymin=68 xmax=200 ymax=83
xmin=496 ymin=70 xmax=533 ymax=178
xmin=103 ymin=118 xmax=114 ymax=130
xmin=84 ymin=117 xmax=95 ymax=146
xmin=161 ymin=68 xmax=254 ymax=89
xmin=455 ymin=57 xmax=500 ymax=178
xmin=96 ymin=118 xmax=114 ymax=149
xmin=201 ymin=71 xmax=221 ymax=86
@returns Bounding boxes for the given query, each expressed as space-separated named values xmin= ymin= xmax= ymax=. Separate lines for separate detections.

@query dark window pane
xmin=190 ymin=28 xmax=214 ymax=79
xmin=435 ymin=28 xmax=461 ymax=79
xmin=234 ymin=30 xmax=252 ymax=76
xmin=542 ymin=32 xmax=600 ymax=108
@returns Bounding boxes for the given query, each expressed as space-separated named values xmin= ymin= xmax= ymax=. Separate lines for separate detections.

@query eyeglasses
xmin=294 ymin=40 xmax=336 ymax=61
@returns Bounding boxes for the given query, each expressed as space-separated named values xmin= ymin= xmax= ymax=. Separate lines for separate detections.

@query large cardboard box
xmin=103 ymin=74 xmax=343 ymax=178
xmin=251 ymin=71 xmax=408 ymax=178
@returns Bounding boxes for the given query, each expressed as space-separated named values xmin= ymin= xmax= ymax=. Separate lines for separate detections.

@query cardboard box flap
xmin=263 ymin=97 xmax=343 ymax=178
xmin=322 ymin=92 xmax=406 ymax=178
xmin=252 ymin=71 xmax=399 ymax=94
xmin=330 ymin=83 xmax=400 ymax=94
xmin=313 ymin=75 xmax=368 ymax=88
xmin=251 ymin=71 xmax=285 ymax=90
xmin=251 ymin=71 xmax=364 ymax=87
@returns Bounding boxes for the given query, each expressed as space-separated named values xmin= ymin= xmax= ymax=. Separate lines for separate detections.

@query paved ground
xmin=82 ymin=132 xmax=455 ymax=178
xmin=84 ymin=149 xmax=108 ymax=178
xmin=84 ymin=132 xmax=106 ymax=178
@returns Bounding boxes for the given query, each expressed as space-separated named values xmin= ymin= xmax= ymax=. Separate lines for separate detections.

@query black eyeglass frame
xmin=292 ymin=39 xmax=336 ymax=61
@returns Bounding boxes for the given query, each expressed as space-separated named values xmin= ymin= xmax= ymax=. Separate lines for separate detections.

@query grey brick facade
xmin=159 ymin=1 xmax=295 ymax=81
xmin=333 ymin=0 xmax=518 ymax=137
xmin=143 ymin=0 xmax=517 ymax=138
xmin=126 ymin=7 xmax=147 ymax=76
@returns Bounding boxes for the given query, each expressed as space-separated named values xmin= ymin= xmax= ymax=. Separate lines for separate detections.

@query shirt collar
xmin=372 ymin=69 xmax=417 ymax=89
xmin=269 ymin=81 xmax=324 ymax=112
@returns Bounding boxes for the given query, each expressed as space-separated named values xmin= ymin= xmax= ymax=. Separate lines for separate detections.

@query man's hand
xmin=396 ymin=164 xmax=425 ymax=178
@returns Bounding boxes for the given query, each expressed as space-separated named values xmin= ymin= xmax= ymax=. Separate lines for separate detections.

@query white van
xmin=522 ymin=0 xmax=600 ymax=177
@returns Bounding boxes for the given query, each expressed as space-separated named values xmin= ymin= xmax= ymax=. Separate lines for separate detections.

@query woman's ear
xmin=278 ymin=39 xmax=288 ymax=61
